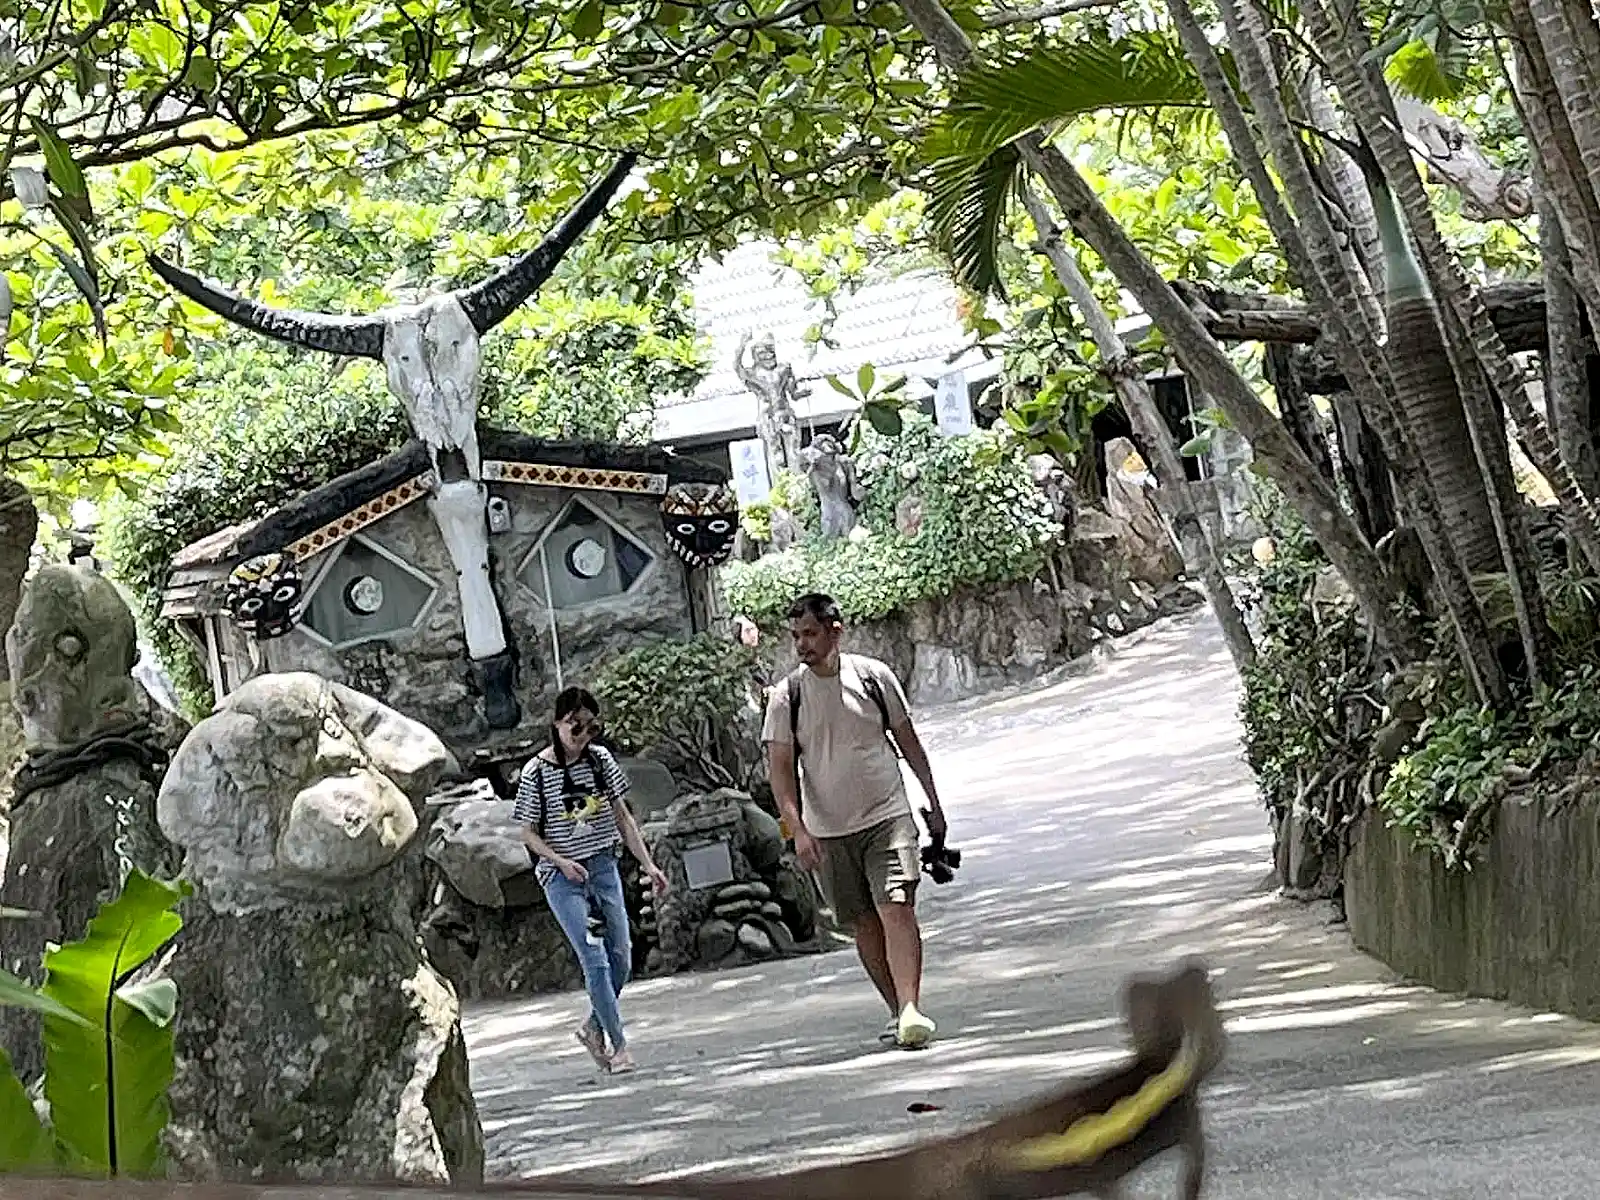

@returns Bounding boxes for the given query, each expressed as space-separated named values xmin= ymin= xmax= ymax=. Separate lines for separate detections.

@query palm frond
xmin=926 ymin=31 xmax=1214 ymax=164
xmin=926 ymin=143 xmax=1023 ymax=298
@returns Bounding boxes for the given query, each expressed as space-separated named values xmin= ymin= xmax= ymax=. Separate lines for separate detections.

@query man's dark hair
xmin=787 ymin=592 xmax=843 ymax=626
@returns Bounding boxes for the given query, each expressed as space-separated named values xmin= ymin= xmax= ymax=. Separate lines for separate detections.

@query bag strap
xmin=534 ymin=761 xmax=549 ymax=839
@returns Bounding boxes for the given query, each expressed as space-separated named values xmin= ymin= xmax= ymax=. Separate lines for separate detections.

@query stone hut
xmin=157 ymin=427 xmax=734 ymax=778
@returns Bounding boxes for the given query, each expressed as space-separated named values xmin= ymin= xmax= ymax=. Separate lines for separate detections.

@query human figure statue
xmin=799 ymin=433 xmax=861 ymax=540
xmin=1104 ymin=437 xmax=1185 ymax=585
xmin=734 ymin=331 xmax=804 ymax=478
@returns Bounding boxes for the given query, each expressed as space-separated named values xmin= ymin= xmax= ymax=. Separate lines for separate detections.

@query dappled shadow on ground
xmin=463 ymin=612 xmax=1600 ymax=1198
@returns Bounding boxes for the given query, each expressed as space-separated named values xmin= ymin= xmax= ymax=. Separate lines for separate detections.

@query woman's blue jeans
xmin=543 ymin=852 xmax=632 ymax=1051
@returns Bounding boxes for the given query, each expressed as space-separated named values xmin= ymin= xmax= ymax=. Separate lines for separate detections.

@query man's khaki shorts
xmin=816 ymin=813 xmax=920 ymax=928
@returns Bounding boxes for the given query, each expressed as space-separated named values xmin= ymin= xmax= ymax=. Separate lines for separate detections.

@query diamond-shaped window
xmin=518 ymin=498 xmax=656 ymax=609
xmin=301 ymin=535 xmax=440 ymax=650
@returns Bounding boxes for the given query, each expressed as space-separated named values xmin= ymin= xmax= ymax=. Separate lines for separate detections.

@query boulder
xmin=425 ymin=797 xmax=532 ymax=909
xmin=736 ymin=922 xmax=775 ymax=958
xmin=155 ymin=673 xmax=484 ymax=1184
xmin=697 ymin=918 xmax=737 ymax=962
xmin=157 ymin=673 xmax=455 ymax=913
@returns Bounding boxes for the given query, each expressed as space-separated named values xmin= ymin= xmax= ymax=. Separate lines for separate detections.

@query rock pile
xmin=641 ymin=788 xmax=822 ymax=973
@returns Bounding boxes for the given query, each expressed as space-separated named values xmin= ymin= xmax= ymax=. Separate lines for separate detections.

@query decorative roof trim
xmin=483 ymin=460 xmax=668 ymax=496
xmin=285 ymin=471 xmax=437 ymax=563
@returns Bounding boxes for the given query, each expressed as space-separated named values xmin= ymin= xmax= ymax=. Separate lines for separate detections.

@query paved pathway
xmin=464 ymin=610 xmax=1600 ymax=1199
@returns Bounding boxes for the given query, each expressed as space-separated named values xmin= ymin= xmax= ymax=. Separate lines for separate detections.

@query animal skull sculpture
xmin=148 ymin=155 xmax=638 ymax=730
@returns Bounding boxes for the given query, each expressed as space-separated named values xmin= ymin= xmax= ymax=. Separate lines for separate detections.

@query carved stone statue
xmin=1104 ymin=438 xmax=1185 ymax=587
xmin=155 ymin=672 xmax=483 ymax=1184
xmin=734 ymin=331 xmax=804 ymax=478
xmin=798 ymin=433 xmax=861 ymax=540
xmin=0 ymin=563 xmax=183 ymax=1083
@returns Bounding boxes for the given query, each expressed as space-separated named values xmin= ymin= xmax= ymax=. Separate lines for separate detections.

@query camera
xmin=919 ymin=811 xmax=962 ymax=885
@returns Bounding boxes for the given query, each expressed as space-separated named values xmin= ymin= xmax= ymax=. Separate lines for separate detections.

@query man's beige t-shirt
xmin=762 ymin=653 xmax=913 ymax=839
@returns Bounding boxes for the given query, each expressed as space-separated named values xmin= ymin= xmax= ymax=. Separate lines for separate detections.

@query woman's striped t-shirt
xmin=512 ymin=745 xmax=631 ymax=885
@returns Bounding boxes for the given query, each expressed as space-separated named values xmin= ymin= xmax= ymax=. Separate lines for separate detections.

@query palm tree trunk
xmin=1170 ymin=0 xmax=1507 ymax=698
xmin=1539 ymin=177 xmax=1600 ymax=503
xmin=1304 ymin=0 xmax=1559 ymax=685
xmin=1507 ymin=12 xmax=1600 ymax=336
xmin=898 ymin=0 xmax=1428 ymax=664
xmin=1018 ymin=181 xmax=1257 ymax=672
xmin=1315 ymin=11 xmax=1600 ymax=594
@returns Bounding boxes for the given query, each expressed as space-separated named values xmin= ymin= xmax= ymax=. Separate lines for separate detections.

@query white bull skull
xmin=148 ymin=155 xmax=638 ymax=730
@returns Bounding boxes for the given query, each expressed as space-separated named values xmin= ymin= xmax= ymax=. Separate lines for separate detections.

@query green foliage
xmin=922 ymin=29 xmax=1225 ymax=296
xmin=1235 ymin=483 xmax=1362 ymax=820
xmin=0 ymin=870 xmax=189 ymax=1179
xmin=593 ymin=634 xmax=756 ymax=786
xmin=722 ymin=415 xmax=1060 ymax=626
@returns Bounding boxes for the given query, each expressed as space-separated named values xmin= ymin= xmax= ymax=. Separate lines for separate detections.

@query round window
xmin=343 ymin=575 xmax=386 ymax=616
xmin=567 ymin=537 xmax=608 ymax=580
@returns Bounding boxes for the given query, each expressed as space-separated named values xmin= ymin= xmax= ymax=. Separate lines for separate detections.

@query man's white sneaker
xmin=896 ymin=1004 xmax=936 ymax=1049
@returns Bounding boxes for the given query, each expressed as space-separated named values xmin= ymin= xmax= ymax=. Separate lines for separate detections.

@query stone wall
xmin=236 ymin=487 xmax=696 ymax=762
xmin=760 ymin=512 xmax=1201 ymax=706
xmin=1346 ymin=799 xmax=1600 ymax=1021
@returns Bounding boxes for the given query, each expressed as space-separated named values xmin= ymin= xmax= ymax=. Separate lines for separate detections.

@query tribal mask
xmin=660 ymin=482 xmax=739 ymax=569
xmin=225 ymin=552 xmax=304 ymax=639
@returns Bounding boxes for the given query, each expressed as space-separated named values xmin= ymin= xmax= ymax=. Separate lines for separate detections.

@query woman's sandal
xmin=605 ymin=1047 xmax=637 ymax=1074
xmin=575 ymin=1024 xmax=610 ymax=1069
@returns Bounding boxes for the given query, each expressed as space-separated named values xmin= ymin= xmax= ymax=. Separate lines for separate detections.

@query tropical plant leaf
xmin=28 ymin=116 xmax=88 ymax=200
xmin=1384 ymin=39 xmax=1463 ymax=102
xmin=0 ymin=967 xmax=93 ymax=1026
xmin=39 ymin=871 xmax=189 ymax=1178
xmin=920 ymin=31 xmax=1226 ymax=297
xmin=925 ymin=143 xmax=1023 ymax=298
xmin=38 ymin=237 xmax=107 ymax=345
xmin=0 ymin=1047 xmax=58 ymax=1172
xmin=925 ymin=32 xmax=1216 ymax=167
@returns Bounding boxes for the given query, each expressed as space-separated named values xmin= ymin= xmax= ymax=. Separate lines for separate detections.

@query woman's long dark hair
xmin=549 ymin=686 xmax=604 ymax=798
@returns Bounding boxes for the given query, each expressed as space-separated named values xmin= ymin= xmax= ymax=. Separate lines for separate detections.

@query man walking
xmin=763 ymin=592 xmax=948 ymax=1048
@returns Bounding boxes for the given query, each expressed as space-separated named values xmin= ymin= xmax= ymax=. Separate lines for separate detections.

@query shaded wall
xmin=1346 ymin=800 xmax=1600 ymax=1021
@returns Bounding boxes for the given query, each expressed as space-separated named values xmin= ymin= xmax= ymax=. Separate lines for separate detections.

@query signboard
xmin=729 ymin=438 xmax=773 ymax=507
xmin=933 ymin=370 xmax=973 ymax=436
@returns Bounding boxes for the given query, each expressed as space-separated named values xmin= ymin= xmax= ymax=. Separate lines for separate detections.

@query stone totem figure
xmin=155 ymin=672 xmax=482 ymax=1185
xmin=0 ymin=563 xmax=182 ymax=1082
xmin=799 ymin=432 xmax=861 ymax=540
xmin=734 ymin=331 xmax=804 ymax=478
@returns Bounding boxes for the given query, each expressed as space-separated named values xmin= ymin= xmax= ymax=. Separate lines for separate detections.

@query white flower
xmin=898 ymin=462 xmax=920 ymax=481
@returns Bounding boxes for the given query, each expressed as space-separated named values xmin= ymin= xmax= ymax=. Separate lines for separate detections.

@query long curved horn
xmin=146 ymin=253 xmax=386 ymax=359
xmin=455 ymin=152 xmax=639 ymax=335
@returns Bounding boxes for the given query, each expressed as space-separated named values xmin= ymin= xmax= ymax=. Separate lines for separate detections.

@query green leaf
xmin=862 ymin=399 xmax=902 ymax=436
xmin=925 ymin=144 xmax=1022 ymax=297
xmin=572 ymin=0 xmax=605 ymax=40
xmin=857 ymin=361 xmax=876 ymax=395
xmin=826 ymin=374 xmax=857 ymax=398
xmin=28 ymin=117 xmax=88 ymax=200
xmin=0 ymin=967 xmax=94 ymax=1026
xmin=38 ymin=236 xmax=107 ymax=345
xmin=40 ymin=870 xmax=189 ymax=1178
xmin=1179 ymin=433 xmax=1212 ymax=457
xmin=0 ymin=1047 xmax=58 ymax=1172
xmin=1384 ymin=39 xmax=1461 ymax=101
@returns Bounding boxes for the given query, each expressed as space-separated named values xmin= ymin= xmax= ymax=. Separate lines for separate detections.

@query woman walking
xmin=516 ymin=687 xmax=669 ymax=1074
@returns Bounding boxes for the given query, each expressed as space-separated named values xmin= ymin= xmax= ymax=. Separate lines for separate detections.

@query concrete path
xmin=463 ymin=610 xmax=1600 ymax=1199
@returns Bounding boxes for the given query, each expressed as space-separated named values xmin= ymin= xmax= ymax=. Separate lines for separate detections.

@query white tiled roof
xmin=652 ymin=239 xmax=996 ymax=443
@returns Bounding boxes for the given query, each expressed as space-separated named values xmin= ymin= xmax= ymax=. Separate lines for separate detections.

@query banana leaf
xmin=0 ymin=1047 xmax=57 ymax=1172
xmin=38 ymin=871 xmax=189 ymax=1179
